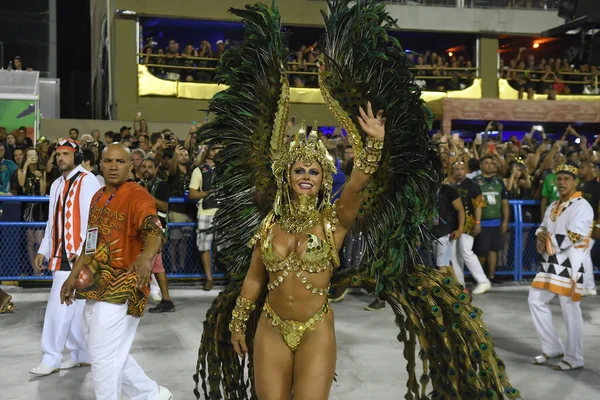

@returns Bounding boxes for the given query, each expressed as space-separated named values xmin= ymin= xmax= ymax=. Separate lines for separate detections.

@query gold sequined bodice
xmin=260 ymin=228 xmax=332 ymax=296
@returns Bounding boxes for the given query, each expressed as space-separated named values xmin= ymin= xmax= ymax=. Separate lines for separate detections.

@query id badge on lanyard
xmin=85 ymin=227 xmax=99 ymax=255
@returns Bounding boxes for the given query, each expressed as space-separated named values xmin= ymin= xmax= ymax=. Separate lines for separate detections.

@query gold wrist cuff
xmin=355 ymin=137 xmax=383 ymax=175
xmin=229 ymin=296 xmax=256 ymax=335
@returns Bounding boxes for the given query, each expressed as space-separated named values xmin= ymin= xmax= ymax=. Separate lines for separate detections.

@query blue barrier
xmin=0 ymin=196 xmax=224 ymax=281
xmin=0 ymin=196 xmax=597 ymax=281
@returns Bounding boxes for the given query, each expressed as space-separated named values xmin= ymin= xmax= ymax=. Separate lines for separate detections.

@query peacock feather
xmin=320 ymin=0 xmax=442 ymax=294
xmin=193 ymin=2 xmax=285 ymax=399
xmin=194 ymin=1 xmax=519 ymax=399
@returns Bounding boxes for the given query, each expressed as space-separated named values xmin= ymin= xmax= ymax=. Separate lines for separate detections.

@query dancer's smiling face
xmin=289 ymin=161 xmax=322 ymax=199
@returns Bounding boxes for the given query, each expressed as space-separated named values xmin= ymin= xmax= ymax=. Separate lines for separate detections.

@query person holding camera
xmin=189 ymin=144 xmax=221 ymax=290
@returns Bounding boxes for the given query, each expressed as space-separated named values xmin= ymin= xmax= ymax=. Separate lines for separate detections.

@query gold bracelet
xmin=229 ymin=296 xmax=256 ymax=335
xmin=355 ymin=137 xmax=384 ymax=175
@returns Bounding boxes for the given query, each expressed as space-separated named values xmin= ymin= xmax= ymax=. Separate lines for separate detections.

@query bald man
xmin=61 ymin=144 xmax=173 ymax=399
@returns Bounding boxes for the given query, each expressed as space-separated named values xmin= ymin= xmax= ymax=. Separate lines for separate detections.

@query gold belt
xmin=263 ymin=300 xmax=330 ymax=352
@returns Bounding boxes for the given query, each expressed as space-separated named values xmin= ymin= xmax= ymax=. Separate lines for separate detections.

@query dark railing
xmin=0 ymin=197 xmax=597 ymax=281
xmin=383 ymin=0 xmax=557 ymax=10
xmin=136 ymin=53 xmax=480 ymax=82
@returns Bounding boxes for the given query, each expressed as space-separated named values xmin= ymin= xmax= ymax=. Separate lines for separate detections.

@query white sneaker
xmin=158 ymin=386 xmax=173 ymax=400
xmin=582 ymin=288 xmax=597 ymax=297
xmin=150 ymin=275 xmax=162 ymax=303
xmin=60 ymin=359 xmax=91 ymax=369
xmin=472 ymin=282 xmax=492 ymax=295
xmin=29 ymin=363 xmax=60 ymax=376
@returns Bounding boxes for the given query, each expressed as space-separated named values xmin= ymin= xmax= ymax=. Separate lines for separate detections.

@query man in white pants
xmin=31 ymin=139 xmax=101 ymax=376
xmin=61 ymin=144 xmax=172 ymax=400
xmin=529 ymin=163 xmax=592 ymax=371
xmin=577 ymin=160 xmax=598 ymax=296
xmin=451 ymin=162 xmax=492 ymax=295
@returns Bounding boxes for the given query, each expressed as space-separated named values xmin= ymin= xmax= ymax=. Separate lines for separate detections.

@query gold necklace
xmin=278 ymin=194 xmax=321 ymax=234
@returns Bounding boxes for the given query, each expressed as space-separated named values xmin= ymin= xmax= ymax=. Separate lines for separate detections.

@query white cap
xmin=216 ymin=40 xmax=224 ymax=45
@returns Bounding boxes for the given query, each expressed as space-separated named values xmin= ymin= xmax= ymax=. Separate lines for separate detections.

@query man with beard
xmin=529 ymin=162 xmax=592 ymax=371
xmin=141 ymin=156 xmax=175 ymax=312
xmin=31 ymin=139 xmax=101 ymax=376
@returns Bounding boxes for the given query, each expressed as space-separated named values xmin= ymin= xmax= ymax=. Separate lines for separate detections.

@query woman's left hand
xmin=357 ymin=101 xmax=385 ymax=140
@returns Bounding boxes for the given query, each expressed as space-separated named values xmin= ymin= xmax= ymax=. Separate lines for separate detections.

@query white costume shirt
xmin=532 ymin=192 xmax=593 ymax=302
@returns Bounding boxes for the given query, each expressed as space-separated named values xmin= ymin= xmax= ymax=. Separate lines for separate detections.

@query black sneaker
xmin=329 ymin=287 xmax=349 ymax=303
xmin=364 ymin=298 xmax=386 ymax=311
xmin=490 ymin=277 xmax=503 ymax=285
xmin=149 ymin=300 xmax=175 ymax=313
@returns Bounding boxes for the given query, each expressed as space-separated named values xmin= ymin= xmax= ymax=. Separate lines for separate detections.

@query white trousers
xmin=40 ymin=270 xmax=88 ymax=368
xmin=433 ymin=234 xmax=452 ymax=267
xmin=84 ymin=301 xmax=159 ymax=400
xmin=528 ymin=287 xmax=584 ymax=367
xmin=451 ymin=234 xmax=490 ymax=286
xmin=582 ymin=239 xmax=596 ymax=290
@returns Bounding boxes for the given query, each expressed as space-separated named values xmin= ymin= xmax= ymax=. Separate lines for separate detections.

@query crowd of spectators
xmin=141 ymin=37 xmax=480 ymax=90
xmin=140 ymin=36 xmax=600 ymax=99
xmin=386 ymin=0 xmax=555 ymax=8
xmin=502 ymin=48 xmax=600 ymax=99
xmin=2 ymin=115 xmax=600 ymax=279
xmin=437 ymin=121 xmax=600 ymax=223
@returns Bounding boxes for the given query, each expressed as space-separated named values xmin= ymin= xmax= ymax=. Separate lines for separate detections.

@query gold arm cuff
xmin=365 ymin=136 xmax=384 ymax=150
xmin=355 ymin=137 xmax=383 ymax=175
xmin=229 ymin=296 xmax=256 ymax=335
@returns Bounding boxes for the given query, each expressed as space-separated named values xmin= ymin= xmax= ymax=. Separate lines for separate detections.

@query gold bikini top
xmin=261 ymin=231 xmax=331 ymax=270
xmin=249 ymin=208 xmax=340 ymax=296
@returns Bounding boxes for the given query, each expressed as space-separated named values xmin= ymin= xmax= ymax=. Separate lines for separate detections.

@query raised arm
xmin=335 ymin=102 xmax=385 ymax=241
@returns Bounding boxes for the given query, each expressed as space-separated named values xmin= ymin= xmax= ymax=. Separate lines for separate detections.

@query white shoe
xmin=582 ymin=288 xmax=597 ymax=297
xmin=29 ymin=363 xmax=60 ymax=376
xmin=472 ymin=282 xmax=492 ymax=295
xmin=150 ymin=275 xmax=162 ymax=303
xmin=158 ymin=386 xmax=173 ymax=400
xmin=60 ymin=359 xmax=91 ymax=370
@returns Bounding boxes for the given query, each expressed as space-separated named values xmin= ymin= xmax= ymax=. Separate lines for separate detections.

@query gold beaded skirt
xmin=263 ymin=299 xmax=330 ymax=352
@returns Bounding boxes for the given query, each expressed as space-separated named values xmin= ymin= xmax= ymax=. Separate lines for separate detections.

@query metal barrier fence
xmin=0 ymin=197 xmax=597 ymax=281
xmin=0 ymin=196 xmax=224 ymax=281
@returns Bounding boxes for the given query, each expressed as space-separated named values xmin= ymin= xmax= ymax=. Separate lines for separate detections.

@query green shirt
xmin=473 ymin=174 xmax=508 ymax=220
xmin=541 ymin=172 xmax=559 ymax=205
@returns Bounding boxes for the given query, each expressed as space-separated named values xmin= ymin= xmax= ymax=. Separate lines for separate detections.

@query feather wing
xmin=197 ymin=2 xmax=288 ymax=277
xmin=194 ymin=3 xmax=287 ymax=398
xmin=321 ymin=1 xmax=519 ymax=398
xmin=320 ymin=0 xmax=442 ymax=292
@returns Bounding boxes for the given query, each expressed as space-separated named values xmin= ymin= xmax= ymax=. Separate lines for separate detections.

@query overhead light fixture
xmin=533 ymin=43 xmax=540 ymax=49
xmin=448 ymin=51 xmax=453 ymax=57
xmin=116 ymin=9 xmax=137 ymax=15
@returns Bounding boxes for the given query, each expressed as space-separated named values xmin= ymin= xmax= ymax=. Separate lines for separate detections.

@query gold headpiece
xmin=272 ymin=120 xmax=336 ymax=216
xmin=555 ymin=163 xmax=578 ymax=177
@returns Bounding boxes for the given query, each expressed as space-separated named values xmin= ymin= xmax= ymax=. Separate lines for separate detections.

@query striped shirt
xmin=38 ymin=165 xmax=102 ymax=271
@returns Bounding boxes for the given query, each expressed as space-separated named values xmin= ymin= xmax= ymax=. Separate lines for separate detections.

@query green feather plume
xmin=194 ymin=1 xmax=519 ymax=399
xmin=320 ymin=0 xmax=443 ymax=294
